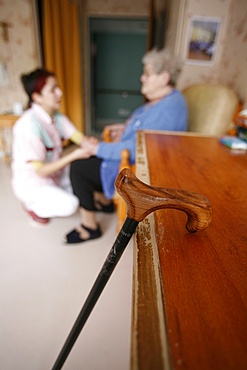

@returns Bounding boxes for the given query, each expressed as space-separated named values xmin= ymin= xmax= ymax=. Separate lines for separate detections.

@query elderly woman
xmin=65 ymin=48 xmax=188 ymax=243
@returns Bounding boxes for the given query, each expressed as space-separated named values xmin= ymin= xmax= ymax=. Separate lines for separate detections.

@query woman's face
xmin=33 ymin=76 xmax=63 ymax=115
xmin=140 ymin=62 xmax=168 ymax=101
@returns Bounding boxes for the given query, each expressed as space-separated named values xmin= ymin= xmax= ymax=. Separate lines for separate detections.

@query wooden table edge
xmin=130 ymin=131 xmax=172 ymax=370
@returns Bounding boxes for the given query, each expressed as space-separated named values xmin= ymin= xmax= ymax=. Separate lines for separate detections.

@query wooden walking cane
xmin=51 ymin=168 xmax=212 ymax=370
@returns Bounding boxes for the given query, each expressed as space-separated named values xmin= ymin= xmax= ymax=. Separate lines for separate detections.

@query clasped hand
xmin=82 ymin=135 xmax=99 ymax=156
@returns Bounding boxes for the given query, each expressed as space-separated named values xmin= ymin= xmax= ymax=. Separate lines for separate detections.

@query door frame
xmin=89 ymin=17 xmax=149 ymax=135
xmin=80 ymin=15 xmax=151 ymax=136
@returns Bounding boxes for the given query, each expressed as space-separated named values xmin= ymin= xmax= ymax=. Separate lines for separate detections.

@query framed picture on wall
xmin=185 ymin=16 xmax=221 ymax=65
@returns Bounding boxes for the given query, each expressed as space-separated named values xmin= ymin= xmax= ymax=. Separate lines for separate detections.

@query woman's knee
xmin=70 ymin=159 xmax=88 ymax=177
xmin=38 ymin=190 xmax=79 ymax=218
xmin=58 ymin=194 xmax=79 ymax=216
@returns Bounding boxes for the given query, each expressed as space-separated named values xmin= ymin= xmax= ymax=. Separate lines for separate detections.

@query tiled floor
xmin=0 ymin=160 xmax=133 ymax=370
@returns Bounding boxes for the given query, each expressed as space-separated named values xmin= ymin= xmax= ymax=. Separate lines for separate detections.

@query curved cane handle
xmin=115 ymin=168 xmax=212 ymax=233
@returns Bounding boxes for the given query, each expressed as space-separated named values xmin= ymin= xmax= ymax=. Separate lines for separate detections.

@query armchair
xmin=182 ymin=84 xmax=240 ymax=135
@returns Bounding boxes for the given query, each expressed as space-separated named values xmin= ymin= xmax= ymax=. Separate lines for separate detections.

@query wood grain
xmin=132 ymin=131 xmax=247 ymax=370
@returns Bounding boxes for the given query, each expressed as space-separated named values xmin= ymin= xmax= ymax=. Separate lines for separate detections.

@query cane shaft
xmin=51 ymin=217 xmax=138 ymax=370
xmin=52 ymin=169 xmax=212 ymax=369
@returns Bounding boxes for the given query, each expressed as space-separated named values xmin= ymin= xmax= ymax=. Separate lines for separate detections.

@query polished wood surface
xmin=114 ymin=150 xmax=133 ymax=231
xmin=0 ymin=114 xmax=18 ymax=128
xmin=132 ymin=131 xmax=247 ymax=370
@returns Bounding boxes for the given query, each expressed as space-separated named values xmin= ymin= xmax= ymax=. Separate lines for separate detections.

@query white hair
xmin=142 ymin=48 xmax=182 ymax=86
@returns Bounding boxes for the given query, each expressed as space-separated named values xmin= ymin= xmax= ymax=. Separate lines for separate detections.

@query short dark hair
xmin=21 ymin=68 xmax=55 ymax=107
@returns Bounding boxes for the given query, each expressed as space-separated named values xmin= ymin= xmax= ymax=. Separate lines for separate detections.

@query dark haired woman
xmin=11 ymin=69 xmax=91 ymax=226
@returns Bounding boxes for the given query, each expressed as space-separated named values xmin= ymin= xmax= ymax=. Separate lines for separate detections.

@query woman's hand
xmin=81 ymin=137 xmax=99 ymax=156
xmin=81 ymin=135 xmax=99 ymax=146
xmin=70 ymin=147 xmax=93 ymax=160
xmin=102 ymin=123 xmax=125 ymax=142
xmin=36 ymin=146 xmax=92 ymax=178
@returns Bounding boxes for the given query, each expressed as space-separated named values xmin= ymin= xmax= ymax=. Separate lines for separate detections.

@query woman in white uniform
xmin=11 ymin=68 xmax=91 ymax=225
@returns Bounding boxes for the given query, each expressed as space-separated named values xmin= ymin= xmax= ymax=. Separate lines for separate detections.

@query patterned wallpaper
xmin=172 ymin=0 xmax=247 ymax=108
xmin=0 ymin=0 xmax=40 ymax=114
xmin=219 ymin=0 xmax=247 ymax=108
xmin=0 ymin=0 xmax=246 ymax=114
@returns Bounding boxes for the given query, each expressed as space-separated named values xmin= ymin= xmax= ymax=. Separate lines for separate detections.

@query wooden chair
xmin=182 ymin=84 xmax=240 ymax=135
xmin=114 ymin=149 xmax=135 ymax=231
xmin=103 ymin=128 xmax=135 ymax=231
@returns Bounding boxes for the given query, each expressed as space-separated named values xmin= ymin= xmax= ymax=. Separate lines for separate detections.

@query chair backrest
xmin=182 ymin=84 xmax=239 ymax=135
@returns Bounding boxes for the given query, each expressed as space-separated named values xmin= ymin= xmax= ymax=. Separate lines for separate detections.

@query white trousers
xmin=16 ymin=168 xmax=79 ymax=218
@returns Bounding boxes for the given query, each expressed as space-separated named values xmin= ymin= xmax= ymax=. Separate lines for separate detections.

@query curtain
xmin=42 ymin=0 xmax=83 ymax=131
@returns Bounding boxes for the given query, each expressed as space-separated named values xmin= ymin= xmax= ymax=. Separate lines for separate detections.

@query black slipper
xmin=64 ymin=224 xmax=102 ymax=244
xmin=95 ymin=201 xmax=115 ymax=213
